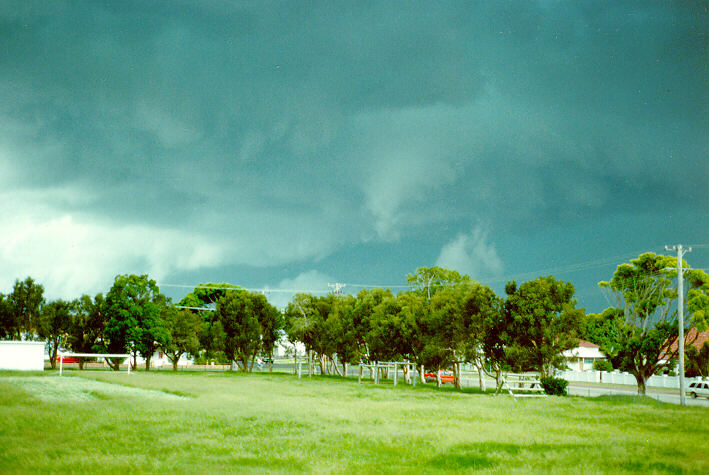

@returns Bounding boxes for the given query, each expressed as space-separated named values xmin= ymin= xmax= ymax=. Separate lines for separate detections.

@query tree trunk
xmin=634 ymin=372 xmax=647 ymax=395
xmin=107 ymin=357 xmax=122 ymax=371
xmin=342 ymin=362 xmax=347 ymax=378
xmin=319 ymin=355 xmax=326 ymax=375
xmin=332 ymin=357 xmax=344 ymax=377
xmin=50 ymin=347 xmax=57 ymax=369
xmin=294 ymin=346 xmax=298 ymax=374
xmin=145 ymin=355 xmax=151 ymax=371
xmin=420 ymin=365 xmax=426 ymax=383
xmin=494 ymin=369 xmax=503 ymax=394
xmin=476 ymin=364 xmax=486 ymax=392
xmin=78 ymin=358 xmax=85 ymax=370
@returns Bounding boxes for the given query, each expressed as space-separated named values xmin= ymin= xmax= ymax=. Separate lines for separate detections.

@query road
xmin=567 ymin=383 xmax=709 ymax=407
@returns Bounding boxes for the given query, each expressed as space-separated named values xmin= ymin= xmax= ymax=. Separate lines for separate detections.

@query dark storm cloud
xmin=1 ymin=1 xmax=707 ymax=298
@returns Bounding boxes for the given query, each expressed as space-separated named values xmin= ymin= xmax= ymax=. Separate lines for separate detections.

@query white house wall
xmin=0 ymin=341 xmax=45 ymax=371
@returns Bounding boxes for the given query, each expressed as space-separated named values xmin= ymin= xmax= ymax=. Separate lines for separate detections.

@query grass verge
xmin=0 ymin=371 xmax=707 ymax=473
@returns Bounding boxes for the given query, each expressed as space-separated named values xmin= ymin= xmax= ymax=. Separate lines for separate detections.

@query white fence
xmin=559 ymin=370 xmax=706 ymax=389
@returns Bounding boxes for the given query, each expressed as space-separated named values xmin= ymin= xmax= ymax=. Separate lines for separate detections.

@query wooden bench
xmin=501 ymin=373 xmax=546 ymax=398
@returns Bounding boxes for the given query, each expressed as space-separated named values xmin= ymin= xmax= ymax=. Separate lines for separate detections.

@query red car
xmin=54 ymin=356 xmax=80 ymax=363
xmin=424 ymin=371 xmax=454 ymax=384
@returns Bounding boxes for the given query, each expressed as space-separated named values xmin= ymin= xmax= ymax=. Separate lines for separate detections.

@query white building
xmin=0 ymin=341 xmax=45 ymax=371
xmin=563 ymin=340 xmax=605 ymax=372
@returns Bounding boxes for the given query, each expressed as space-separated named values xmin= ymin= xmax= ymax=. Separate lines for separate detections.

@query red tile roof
xmin=668 ymin=328 xmax=709 ymax=353
xmin=578 ymin=340 xmax=600 ymax=349
xmin=661 ymin=328 xmax=709 ymax=360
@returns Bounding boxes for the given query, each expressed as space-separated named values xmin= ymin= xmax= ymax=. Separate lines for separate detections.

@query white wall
xmin=0 ymin=341 xmax=45 ymax=371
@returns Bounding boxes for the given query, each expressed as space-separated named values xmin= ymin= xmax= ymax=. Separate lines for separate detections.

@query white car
xmin=688 ymin=381 xmax=709 ymax=399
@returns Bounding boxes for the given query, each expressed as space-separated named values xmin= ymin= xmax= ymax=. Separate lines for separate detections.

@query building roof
xmin=667 ymin=328 xmax=709 ymax=354
xmin=563 ymin=340 xmax=604 ymax=359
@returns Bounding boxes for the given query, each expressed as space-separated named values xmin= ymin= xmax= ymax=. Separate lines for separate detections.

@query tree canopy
xmin=104 ymin=274 xmax=170 ymax=370
xmin=0 ymin=277 xmax=45 ymax=340
xmin=595 ymin=253 xmax=709 ymax=394
xmin=504 ymin=276 xmax=584 ymax=378
xmin=217 ymin=290 xmax=281 ymax=372
xmin=37 ymin=299 xmax=74 ymax=369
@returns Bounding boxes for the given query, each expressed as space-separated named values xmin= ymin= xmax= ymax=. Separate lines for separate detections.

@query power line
xmin=159 ymin=247 xmax=705 ymax=298
xmin=158 ymin=283 xmax=332 ymax=294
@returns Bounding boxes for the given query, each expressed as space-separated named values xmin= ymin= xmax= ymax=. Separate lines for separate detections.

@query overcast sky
xmin=1 ymin=1 xmax=707 ymax=312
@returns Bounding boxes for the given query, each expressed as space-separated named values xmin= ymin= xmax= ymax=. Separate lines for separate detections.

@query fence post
xmin=297 ymin=362 xmax=302 ymax=379
xmin=393 ymin=363 xmax=398 ymax=387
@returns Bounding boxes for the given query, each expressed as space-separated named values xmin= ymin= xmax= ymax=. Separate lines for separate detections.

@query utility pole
xmin=665 ymin=244 xmax=692 ymax=406
xmin=328 ymin=283 xmax=346 ymax=296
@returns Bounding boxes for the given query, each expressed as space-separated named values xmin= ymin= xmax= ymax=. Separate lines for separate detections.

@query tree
xmin=407 ymin=266 xmax=469 ymax=300
xmin=504 ymin=277 xmax=584 ymax=379
xmin=686 ymin=341 xmax=709 ymax=378
xmin=1 ymin=277 xmax=45 ymax=340
xmin=136 ymin=296 xmax=170 ymax=371
xmin=217 ymin=291 xmax=279 ymax=372
xmin=598 ymin=253 xmax=709 ymax=394
xmin=367 ymin=293 xmax=414 ymax=364
xmin=480 ymin=295 xmax=513 ymax=390
xmin=283 ymin=293 xmax=332 ymax=374
xmin=67 ymin=294 xmax=108 ymax=370
xmin=0 ymin=293 xmax=12 ymax=340
xmin=178 ymin=283 xmax=241 ymax=364
xmin=429 ymin=282 xmax=501 ymax=390
xmin=365 ymin=291 xmax=430 ymax=383
xmin=37 ymin=299 xmax=74 ymax=369
xmin=252 ymin=294 xmax=283 ymax=372
xmin=324 ymin=295 xmax=360 ymax=377
xmin=104 ymin=274 xmax=169 ymax=370
xmin=352 ymin=288 xmax=394 ymax=360
xmin=161 ymin=308 xmax=202 ymax=371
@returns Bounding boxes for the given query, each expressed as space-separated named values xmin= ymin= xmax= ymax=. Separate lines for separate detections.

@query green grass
xmin=0 ymin=371 xmax=707 ymax=473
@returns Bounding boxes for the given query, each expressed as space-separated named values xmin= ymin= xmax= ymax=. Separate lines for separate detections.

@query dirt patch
xmin=2 ymin=376 xmax=186 ymax=402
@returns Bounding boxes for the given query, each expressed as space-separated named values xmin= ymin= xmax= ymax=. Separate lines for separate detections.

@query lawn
xmin=0 ymin=370 xmax=707 ymax=473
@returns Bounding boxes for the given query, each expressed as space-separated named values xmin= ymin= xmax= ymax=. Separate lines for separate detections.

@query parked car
xmin=424 ymin=371 xmax=455 ymax=384
xmin=54 ymin=356 xmax=80 ymax=363
xmin=688 ymin=381 xmax=709 ymax=399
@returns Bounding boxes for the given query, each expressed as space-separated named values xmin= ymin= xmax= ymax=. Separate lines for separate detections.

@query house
xmin=664 ymin=328 xmax=709 ymax=355
xmin=563 ymin=340 xmax=605 ymax=372
xmin=659 ymin=328 xmax=709 ymax=370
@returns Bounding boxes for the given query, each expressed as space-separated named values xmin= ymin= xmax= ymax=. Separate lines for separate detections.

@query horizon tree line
xmin=1 ymin=252 xmax=707 ymax=394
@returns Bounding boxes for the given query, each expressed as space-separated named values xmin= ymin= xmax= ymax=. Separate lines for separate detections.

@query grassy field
xmin=1 ymin=371 xmax=707 ymax=473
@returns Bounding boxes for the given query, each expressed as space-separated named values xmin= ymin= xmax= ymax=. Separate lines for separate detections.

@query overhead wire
xmin=158 ymin=245 xmax=707 ymax=298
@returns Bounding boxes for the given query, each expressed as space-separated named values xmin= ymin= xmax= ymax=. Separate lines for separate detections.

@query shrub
xmin=593 ymin=359 xmax=613 ymax=372
xmin=540 ymin=376 xmax=568 ymax=396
